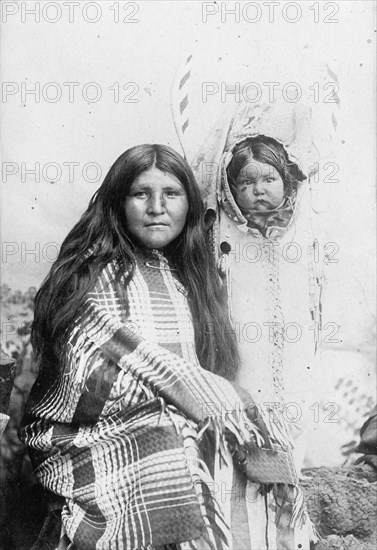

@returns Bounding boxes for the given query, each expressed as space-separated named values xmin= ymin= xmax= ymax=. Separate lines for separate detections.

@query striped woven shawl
xmin=20 ymin=249 xmax=307 ymax=549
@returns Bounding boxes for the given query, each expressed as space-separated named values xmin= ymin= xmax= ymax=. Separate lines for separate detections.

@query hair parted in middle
xmin=32 ymin=143 xmax=239 ymax=380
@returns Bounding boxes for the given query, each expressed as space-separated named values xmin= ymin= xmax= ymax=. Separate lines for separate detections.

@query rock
xmin=314 ymin=534 xmax=376 ymax=550
xmin=302 ymin=464 xmax=377 ymax=550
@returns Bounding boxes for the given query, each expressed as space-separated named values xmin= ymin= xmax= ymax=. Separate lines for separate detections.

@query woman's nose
xmin=147 ymin=194 xmax=166 ymax=214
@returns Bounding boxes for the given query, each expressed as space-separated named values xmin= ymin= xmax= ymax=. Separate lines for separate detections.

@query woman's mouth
xmin=145 ymin=223 xmax=168 ymax=228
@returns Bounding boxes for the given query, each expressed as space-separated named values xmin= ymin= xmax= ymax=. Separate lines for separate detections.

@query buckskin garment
xmin=192 ymin=99 xmax=329 ymax=476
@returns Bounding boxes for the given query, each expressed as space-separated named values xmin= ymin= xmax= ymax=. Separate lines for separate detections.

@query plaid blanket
xmin=20 ymin=248 xmax=309 ymax=549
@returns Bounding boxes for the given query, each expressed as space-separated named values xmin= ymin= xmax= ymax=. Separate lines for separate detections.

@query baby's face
xmin=234 ymin=160 xmax=285 ymax=211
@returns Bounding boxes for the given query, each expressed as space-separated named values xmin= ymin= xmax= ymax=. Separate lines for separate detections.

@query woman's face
xmin=124 ymin=167 xmax=189 ymax=250
xmin=233 ymin=159 xmax=285 ymax=211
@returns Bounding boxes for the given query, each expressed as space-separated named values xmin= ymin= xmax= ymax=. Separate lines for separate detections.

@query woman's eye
xmin=266 ymin=178 xmax=274 ymax=184
xmin=134 ymin=191 xmax=148 ymax=198
xmin=165 ymin=191 xmax=179 ymax=197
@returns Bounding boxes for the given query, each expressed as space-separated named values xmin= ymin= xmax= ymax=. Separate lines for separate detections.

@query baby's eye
xmin=266 ymin=177 xmax=275 ymax=184
xmin=240 ymin=179 xmax=253 ymax=186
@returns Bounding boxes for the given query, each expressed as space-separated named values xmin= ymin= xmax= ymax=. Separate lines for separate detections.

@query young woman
xmin=20 ymin=144 xmax=308 ymax=550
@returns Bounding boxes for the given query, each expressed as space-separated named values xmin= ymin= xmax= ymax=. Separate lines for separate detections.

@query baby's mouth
xmin=254 ymin=199 xmax=269 ymax=206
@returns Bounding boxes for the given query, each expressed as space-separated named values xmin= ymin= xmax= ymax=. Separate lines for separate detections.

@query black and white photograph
xmin=0 ymin=1 xmax=376 ymax=549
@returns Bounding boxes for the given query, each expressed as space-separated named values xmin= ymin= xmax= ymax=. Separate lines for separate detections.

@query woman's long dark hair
xmin=32 ymin=144 xmax=238 ymax=379
xmin=227 ymin=135 xmax=306 ymax=197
